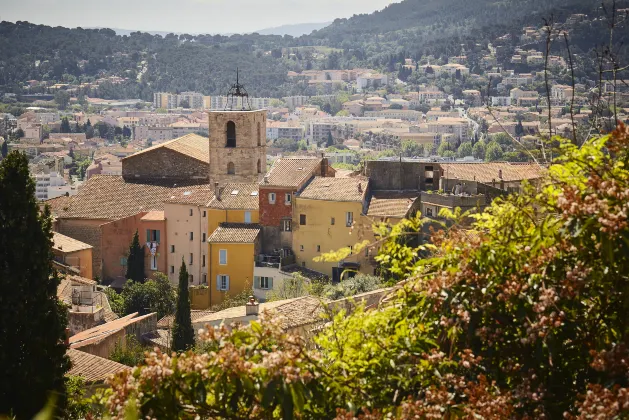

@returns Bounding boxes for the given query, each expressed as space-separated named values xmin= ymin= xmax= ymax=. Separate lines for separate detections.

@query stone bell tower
xmin=208 ymin=72 xmax=266 ymax=185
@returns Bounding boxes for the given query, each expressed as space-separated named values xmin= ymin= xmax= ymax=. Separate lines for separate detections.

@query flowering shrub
xmin=96 ymin=125 xmax=629 ymax=419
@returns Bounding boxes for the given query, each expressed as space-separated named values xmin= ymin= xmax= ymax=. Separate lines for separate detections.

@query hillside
xmin=254 ymin=22 xmax=331 ymax=37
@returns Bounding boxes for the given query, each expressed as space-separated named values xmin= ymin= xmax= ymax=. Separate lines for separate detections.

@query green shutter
xmin=254 ymin=276 xmax=260 ymax=289
xmin=146 ymin=229 xmax=150 ymax=242
xmin=216 ymin=275 xmax=221 ymax=290
xmin=268 ymin=277 xmax=274 ymax=289
xmin=156 ymin=230 xmax=160 ymax=243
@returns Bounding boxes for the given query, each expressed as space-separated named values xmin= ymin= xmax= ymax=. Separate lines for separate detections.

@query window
xmin=426 ymin=207 xmax=433 ymax=217
xmin=189 ymin=274 xmax=193 ymax=283
xmin=170 ymin=265 xmax=175 ymax=274
xmin=257 ymin=159 xmax=261 ymax=174
xmin=348 ymin=245 xmax=353 ymax=255
xmin=217 ymin=275 xmax=229 ymax=291
xmin=189 ymin=253 xmax=193 ymax=265
xmin=282 ymin=219 xmax=292 ymax=232
xmin=301 ymin=261 xmax=306 ymax=267
xmin=170 ymin=245 xmax=175 ymax=253
xmin=300 ymin=245 xmax=304 ymax=252
xmin=285 ymin=193 xmax=291 ymax=204
xmin=226 ymin=121 xmax=236 ymax=147
xmin=269 ymin=192 xmax=276 ymax=204
xmin=203 ymin=210 xmax=206 ymax=217
xmin=244 ymin=211 xmax=252 ymax=223
xmin=150 ymin=255 xmax=157 ymax=270
xmin=202 ymin=274 xmax=207 ymax=285
xmin=219 ymin=249 xmax=227 ymax=265
xmin=317 ymin=245 xmax=321 ymax=252
xmin=227 ymin=161 xmax=235 ymax=175
xmin=146 ymin=229 xmax=160 ymax=243
xmin=257 ymin=122 xmax=261 ymax=146
xmin=255 ymin=276 xmax=272 ymax=290
xmin=202 ymin=254 xmax=206 ymax=267
xmin=202 ymin=233 xmax=206 ymax=242
xmin=189 ymin=232 xmax=194 ymax=241
xmin=300 ymin=214 xmax=306 ymax=225
xmin=346 ymin=212 xmax=353 ymax=227
xmin=120 ymin=257 xmax=127 ymax=266
xmin=189 ymin=209 xmax=193 ymax=216
xmin=331 ymin=217 xmax=335 ymax=225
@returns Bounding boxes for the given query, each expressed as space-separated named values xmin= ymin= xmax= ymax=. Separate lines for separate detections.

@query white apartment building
xmin=425 ymin=118 xmax=470 ymax=143
xmin=356 ymin=73 xmax=388 ymax=92
xmin=34 ymin=171 xmax=67 ymax=200
xmin=178 ymin=92 xmax=204 ymax=109
xmin=283 ymin=96 xmax=309 ymax=110
xmin=491 ymin=96 xmax=512 ymax=107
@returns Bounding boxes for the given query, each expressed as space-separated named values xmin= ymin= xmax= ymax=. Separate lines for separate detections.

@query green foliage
xmin=322 ymin=274 xmax=384 ymax=300
xmin=456 ymin=141 xmax=473 ymax=158
xmin=472 ymin=139 xmax=486 ymax=159
xmin=437 ymin=141 xmax=453 ymax=156
xmin=110 ymin=273 xmax=176 ymax=319
xmin=125 ymin=229 xmax=145 ymax=283
xmin=172 ymin=260 xmax=195 ymax=352
xmin=54 ymin=90 xmax=71 ymax=110
xmin=0 ymin=151 xmax=69 ymax=418
xmin=110 ymin=335 xmax=148 ymax=367
xmin=62 ymin=376 xmax=91 ymax=420
xmin=401 ymin=139 xmax=423 ymax=157
xmin=60 ymin=117 xmax=71 ymax=133
xmin=273 ymin=138 xmax=299 ymax=152
xmin=1 ymin=140 xmax=7 ymax=158
xmin=484 ymin=140 xmax=504 ymax=161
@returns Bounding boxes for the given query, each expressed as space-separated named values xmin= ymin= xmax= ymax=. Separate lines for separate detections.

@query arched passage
xmin=227 ymin=162 xmax=235 ymax=174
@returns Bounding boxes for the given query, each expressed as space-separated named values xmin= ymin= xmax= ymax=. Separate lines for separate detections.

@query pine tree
xmin=171 ymin=259 xmax=194 ymax=352
xmin=0 ymin=151 xmax=69 ymax=418
xmin=126 ymin=229 xmax=145 ymax=283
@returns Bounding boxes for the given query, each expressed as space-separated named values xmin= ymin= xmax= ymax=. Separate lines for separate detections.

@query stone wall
xmin=58 ymin=218 xmax=109 ymax=279
xmin=68 ymin=309 xmax=103 ymax=336
xmin=208 ymin=110 xmax=267 ymax=185
xmin=364 ymin=160 xmax=441 ymax=191
xmin=122 ymin=148 xmax=209 ymax=181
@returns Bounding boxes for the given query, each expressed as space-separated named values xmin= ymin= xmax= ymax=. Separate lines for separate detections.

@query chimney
xmin=245 ymin=296 xmax=259 ymax=316
xmin=320 ymin=157 xmax=328 ymax=177
xmin=358 ymin=183 xmax=363 ymax=193
xmin=214 ymin=182 xmax=221 ymax=200
xmin=64 ymin=327 xmax=70 ymax=346
xmin=498 ymin=169 xmax=503 ymax=179
xmin=263 ymin=174 xmax=269 ymax=184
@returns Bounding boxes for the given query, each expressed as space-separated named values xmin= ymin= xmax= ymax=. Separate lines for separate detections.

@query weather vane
xmin=225 ymin=68 xmax=252 ymax=111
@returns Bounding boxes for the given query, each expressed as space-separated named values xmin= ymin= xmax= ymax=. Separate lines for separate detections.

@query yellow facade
xmin=206 ymin=208 xmax=259 ymax=235
xmin=207 ymin=242 xmax=255 ymax=307
xmin=292 ymin=198 xmax=372 ymax=277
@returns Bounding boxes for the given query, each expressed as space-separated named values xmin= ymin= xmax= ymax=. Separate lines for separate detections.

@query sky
xmin=1 ymin=0 xmax=399 ymax=35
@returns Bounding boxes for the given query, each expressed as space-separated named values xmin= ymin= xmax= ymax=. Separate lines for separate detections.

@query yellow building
xmin=292 ymin=177 xmax=371 ymax=282
xmin=207 ymin=223 xmax=261 ymax=307
xmin=206 ymin=182 xmax=260 ymax=234
xmin=52 ymin=232 xmax=94 ymax=279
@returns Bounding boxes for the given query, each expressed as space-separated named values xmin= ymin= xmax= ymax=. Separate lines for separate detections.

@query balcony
xmin=255 ymin=249 xmax=295 ymax=269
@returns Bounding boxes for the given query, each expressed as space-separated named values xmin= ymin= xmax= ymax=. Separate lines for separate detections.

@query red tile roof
xmin=67 ymin=349 xmax=130 ymax=383
xmin=299 ymin=177 xmax=369 ymax=202
xmin=262 ymin=157 xmax=322 ymax=188
xmin=69 ymin=312 xmax=154 ymax=348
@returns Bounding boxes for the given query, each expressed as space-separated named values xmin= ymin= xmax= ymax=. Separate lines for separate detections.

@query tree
xmin=60 ymin=117 xmax=71 ymax=134
xmin=179 ymin=98 xmax=190 ymax=109
xmin=437 ymin=141 xmax=453 ymax=156
xmin=54 ymin=90 xmax=71 ymax=110
xmin=0 ymin=151 xmax=69 ymax=418
xmin=472 ymin=140 xmax=486 ymax=159
xmin=105 ymin=273 xmax=176 ymax=319
xmin=326 ymin=131 xmax=334 ymax=147
xmin=485 ymin=141 xmax=504 ymax=161
xmin=122 ymin=125 xmax=132 ymax=139
xmin=457 ymin=141 xmax=473 ymax=158
xmin=172 ymin=260 xmax=195 ymax=352
xmin=1 ymin=140 xmax=7 ymax=158
xmin=389 ymin=103 xmax=403 ymax=110
xmin=401 ymin=140 xmax=423 ymax=157
xmin=15 ymin=128 xmax=24 ymax=139
xmin=125 ymin=229 xmax=145 ymax=283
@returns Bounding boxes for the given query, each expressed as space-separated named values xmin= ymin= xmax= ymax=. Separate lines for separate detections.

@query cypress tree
xmin=171 ymin=259 xmax=194 ymax=352
xmin=0 ymin=151 xmax=69 ymax=418
xmin=1 ymin=140 xmax=7 ymax=158
xmin=126 ymin=229 xmax=145 ymax=283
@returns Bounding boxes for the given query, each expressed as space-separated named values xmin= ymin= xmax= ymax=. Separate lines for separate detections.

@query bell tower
xmin=208 ymin=71 xmax=266 ymax=185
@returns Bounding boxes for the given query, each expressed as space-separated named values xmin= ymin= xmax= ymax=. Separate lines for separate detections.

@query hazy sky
xmin=1 ymin=0 xmax=399 ymax=34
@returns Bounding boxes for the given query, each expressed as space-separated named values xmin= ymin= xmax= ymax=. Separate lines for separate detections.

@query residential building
xmin=34 ymin=171 xmax=67 ymax=200
xmin=306 ymin=122 xmax=335 ymax=143
xmin=283 ymin=96 xmax=309 ymax=111
xmin=67 ymin=349 xmax=130 ymax=387
xmin=293 ymin=177 xmax=371 ymax=281
xmin=52 ymin=232 xmax=93 ymax=279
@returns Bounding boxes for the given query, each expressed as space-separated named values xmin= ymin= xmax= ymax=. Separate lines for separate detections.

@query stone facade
xmin=57 ymin=219 xmax=108 ymax=279
xmin=208 ymin=110 xmax=266 ymax=185
xmin=122 ymin=148 xmax=209 ymax=182
xmin=364 ymin=160 xmax=441 ymax=191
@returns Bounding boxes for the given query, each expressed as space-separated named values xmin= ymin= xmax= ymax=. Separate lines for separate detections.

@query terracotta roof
xmin=165 ymin=184 xmax=214 ymax=206
xmin=157 ymin=309 xmax=215 ymax=329
xmin=123 ymin=133 xmax=209 ymax=163
xmin=67 ymin=349 xmax=130 ymax=383
xmin=262 ymin=157 xmax=322 ymax=188
xmin=52 ymin=232 xmax=93 ymax=253
xmin=273 ymin=296 xmax=324 ymax=329
xmin=299 ymin=177 xmax=368 ymax=202
xmin=207 ymin=183 xmax=259 ymax=210
xmin=140 ymin=210 xmax=165 ymax=221
xmin=439 ymin=162 xmax=545 ymax=183
xmin=69 ymin=312 xmax=154 ymax=348
xmin=42 ymin=195 xmax=73 ymax=216
xmin=367 ymin=191 xmax=419 ymax=218
xmin=208 ymin=223 xmax=260 ymax=243
xmin=57 ymin=275 xmax=96 ymax=304
xmin=142 ymin=329 xmax=171 ymax=349
xmin=194 ymin=297 xmax=315 ymax=326
xmin=56 ymin=175 xmax=179 ymax=220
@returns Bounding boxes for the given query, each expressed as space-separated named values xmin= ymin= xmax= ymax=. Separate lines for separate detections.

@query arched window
xmin=257 ymin=159 xmax=261 ymax=174
xmin=227 ymin=162 xmax=235 ymax=175
xmin=226 ymin=121 xmax=236 ymax=148
xmin=257 ymin=122 xmax=261 ymax=146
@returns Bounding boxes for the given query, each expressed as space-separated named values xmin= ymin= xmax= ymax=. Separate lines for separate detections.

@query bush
xmin=323 ymin=274 xmax=384 ymax=300
xmin=105 ymin=273 xmax=176 ymax=319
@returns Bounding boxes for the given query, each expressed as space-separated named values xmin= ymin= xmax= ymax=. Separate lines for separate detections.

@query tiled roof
xmin=157 ymin=309 xmax=215 ymax=329
xmin=56 ymin=175 xmax=180 ymax=220
xmin=67 ymin=349 xmax=130 ymax=383
xmin=439 ymin=162 xmax=545 ymax=183
xmin=367 ymin=191 xmax=419 ymax=218
xmin=69 ymin=312 xmax=154 ymax=348
xmin=273 ymin=296 xmax=324 ymax=329
xmin=42 ymin=195 xmax=73 ymax=216
xmin=165 ymin=184 xmax=215 ymax=206
xmin=299 ymin=177 xmax=369 ymax=202
xmin=57 ymin=276 xmax=96 ymax=305
xmin=52 ymin=232 xmax=93 ymax=253
xmin=207 ymin=183 xmax=259 ymax=210
xmin=142 ymin=329 xmax=172 ymax=349
xmin=123 ymin=133 xmax=209 ymax=163
xmin=262 ymin=157 xmax=322 ymax=188
xmin=208 ymin=223 xmax=260 ymax=243
xmin=194 ymin=297 xmax=312 ymax=325
xmin=140 ymin=210 xmax=165 ymax=221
